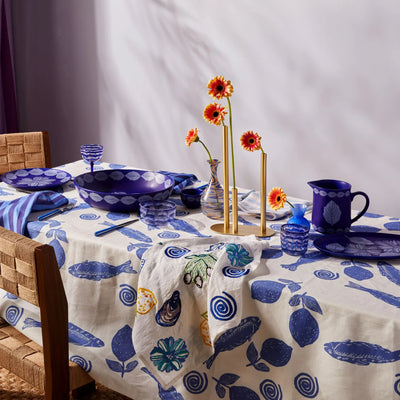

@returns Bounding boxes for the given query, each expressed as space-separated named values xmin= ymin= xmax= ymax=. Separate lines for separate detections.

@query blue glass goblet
xmin=80 ymin=144 xmax=103 ymax=173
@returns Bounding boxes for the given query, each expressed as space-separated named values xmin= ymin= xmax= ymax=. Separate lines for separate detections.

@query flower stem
xmin=199 ymin=139 xmax=213 ymax=163
xmin=286 ymin=200 xmax=294 ymax=208
xmin=227 ymin=97 xmax=236 ymax=188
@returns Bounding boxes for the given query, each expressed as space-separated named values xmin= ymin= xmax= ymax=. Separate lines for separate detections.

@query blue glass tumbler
xmin=280 ymin=223 xmax=309 ymax=256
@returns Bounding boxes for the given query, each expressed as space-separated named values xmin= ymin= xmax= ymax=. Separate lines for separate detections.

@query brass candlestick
xmin=211 ymin=127 xmax=274 ymax=237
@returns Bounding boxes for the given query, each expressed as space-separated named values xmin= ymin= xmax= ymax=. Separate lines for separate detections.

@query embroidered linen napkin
xmin=238 ymin=190 xmax=311 ymax=220
xmin=157 ymin=171 xmax=198 ymax=194
xmin=0 ymin=191 xmax=68 ymax=235
xmin=132 ymin=235 xmax=264 ymax=388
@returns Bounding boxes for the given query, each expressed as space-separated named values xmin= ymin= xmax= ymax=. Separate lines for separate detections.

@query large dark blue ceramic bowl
xmin=74 ymin=169 xmax=175 ymax=212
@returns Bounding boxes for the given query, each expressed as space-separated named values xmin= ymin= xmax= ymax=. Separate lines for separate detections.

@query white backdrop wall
xmin=12 ymin=0 xmax=400 ymax=217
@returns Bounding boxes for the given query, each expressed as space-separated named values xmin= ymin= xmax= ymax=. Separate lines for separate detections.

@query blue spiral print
xmin=5 ymin=305 xmax=24 ymax=326
xmin=183 ymin=370 xmax=208 ymax=394
xmin=119 ymin=284 xmax=137 ymax=307
xmin=210 ymin=291 xmax=237 ymax=321
xmin=394 ymin=374 xmax=400 ymax=396
xmin=222 ymin=266 xmax=250 ymax=278
xmin=260 ymin=379 xmax=282 ymax=400
xmin=313 ymin=270 xmax=339 ymax=280
xmin=70 ymin=355 xmax=92 ymax=372
xmin=158 ymin=231 xmax=180 ymax=239
xmin=165 ymin=246 xmax=190 ymax=258
xmin=294 ymin=373 xmax=319 ymax=398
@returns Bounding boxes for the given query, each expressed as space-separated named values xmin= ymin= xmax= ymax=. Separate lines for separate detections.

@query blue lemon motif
xmin=183 ymin=370 xmax=208 ymax=394
xmin=5 ymin=305 xmax=24 ymax=326
xmin=119 ymin=284 xmax=137 ymax=307
xmin=210 ymin=291 xmax=237 ymax=321
xmin=294 ymin=373 xmax=319 ymax=398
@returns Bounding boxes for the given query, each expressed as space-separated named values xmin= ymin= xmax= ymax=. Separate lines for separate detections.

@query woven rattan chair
xmin=0 ymin=226 xmax=95 ymax=399
xmin=0 ymin=131 xmax=51 ymax=175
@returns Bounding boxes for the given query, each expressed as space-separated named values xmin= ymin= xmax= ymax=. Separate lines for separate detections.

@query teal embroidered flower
xmin=150 ymin=337 xmax=189 ymax=373
xmin=225 ymin=243 xmax=253 ymax=267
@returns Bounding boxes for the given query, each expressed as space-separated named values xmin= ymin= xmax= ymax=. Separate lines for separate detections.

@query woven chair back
xmin=0 ymin=131 xmax=51 ymax=175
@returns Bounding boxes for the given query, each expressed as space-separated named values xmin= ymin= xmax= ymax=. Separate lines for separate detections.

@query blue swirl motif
xmin=158 ymin=231 xmax=180 ymax=239
xmin=164 ymin=246 xmax=190 ymax=258
xmin=260 ymin=379 xmax=283 ymax=400
xmin=5 ymin=305 xmax=24 ymax=326
xmin=313 ymin=270 xmax=339 ymax=280
xmin=79 ymin=213 xmax=100 ymax=220
xmin=183 ymin=370 xmax=208 ymax=394
xmin=294 ymin=373 xmax=319 ymax=398
xmin=119 ymin=284 xmax=137 ymax=307
xmin=394 ymin=373 xmax=400 ymax=396
xmin=70 ymin=355 xmax=92 ymax=372
xmin=222 ymin=266 xmax=250 ymax=278
xmin=210 ymin=291 xmax=237 ymax=321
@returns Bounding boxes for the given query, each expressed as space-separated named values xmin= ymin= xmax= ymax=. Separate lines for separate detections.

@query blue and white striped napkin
xmin=0 ymin=191 xmax=68 ymax=235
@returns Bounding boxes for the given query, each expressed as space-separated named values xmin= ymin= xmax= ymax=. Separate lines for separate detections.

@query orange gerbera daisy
xmin=203 ymin=103 xmax=227 ymax=126
xmin=185 ymin=128 xmax=199 ymax=147
xmin=240 ymin=131 xmax=262 ymax=152
xmin=207 ymin=76 xmax=234 ymax=100
xmin=268 ymin=187 xmax=288 ymax=211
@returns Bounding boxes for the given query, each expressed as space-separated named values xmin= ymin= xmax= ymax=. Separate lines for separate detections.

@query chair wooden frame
xmin=0 ymin=131 xmax=51 ymax=175
xmin=0 ymin=226 xmax=95 ymax=399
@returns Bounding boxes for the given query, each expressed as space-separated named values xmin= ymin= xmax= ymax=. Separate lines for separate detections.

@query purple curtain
xmin=0 ymin=0 xmax=17 ymax=133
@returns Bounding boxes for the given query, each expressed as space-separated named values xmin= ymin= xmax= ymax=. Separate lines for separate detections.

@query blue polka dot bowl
xmin=139 ymin=200 xmax=176 ymax=226
xmin=180 ymin=187 xmax=204 ymax=209
xmin=74 ymin=169 xmax=174 ymax=212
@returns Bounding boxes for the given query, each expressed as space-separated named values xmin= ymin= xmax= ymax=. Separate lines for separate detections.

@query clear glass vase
xmin=287 ymin=203 xmax=310 ymax=229
xmin=200 ymin=159 xmax=224 ymax=220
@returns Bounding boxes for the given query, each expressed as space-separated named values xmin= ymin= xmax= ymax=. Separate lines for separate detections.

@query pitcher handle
xmin=350 ymin=191 xmax=370 ymax=224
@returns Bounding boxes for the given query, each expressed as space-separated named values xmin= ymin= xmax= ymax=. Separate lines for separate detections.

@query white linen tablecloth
xmin=1 ymin=160 xmax=400 ymax=400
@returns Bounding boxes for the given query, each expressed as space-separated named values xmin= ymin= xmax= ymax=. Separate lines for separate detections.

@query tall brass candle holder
xmin=211 ymin=126 xmax=274 ymax=237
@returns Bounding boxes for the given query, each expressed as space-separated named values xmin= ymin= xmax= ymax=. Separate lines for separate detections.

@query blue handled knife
xmin=38 ymin=203 xmax=75 ymax=221
xmin=94 ymin=219 xmax=139 ymax=237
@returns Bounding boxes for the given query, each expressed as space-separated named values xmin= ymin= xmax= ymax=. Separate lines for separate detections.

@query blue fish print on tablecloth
xmin=345 ymin=281 xmax=400 ymax=308
xmin=106 ymin=211 xmax=130 ymax=221
xmin=106 ymin=325 xmax=138 ymax=377
xmin=213 ymin=373 xmax=260 ymax=400
xmin=23 ymin=316 xmax=105 ymax=347
xmin=168 ymin=218 xmax=210 ymax=238
xmin=68 ymin=260 xmax=136 ymax=281
xmin=203 ymin=316 xmax=261 ymax=369
xmin=68 ymin=322 xmax=104 ymax=347
xmin=127 ymin=242 xmax=152 ymax=259
xmin=377 ymin=261 xmax=400 ymax=286
xmin=141 ymin=367 xmax=183 ymax=400
xmin=324 ymin=340 xmax=400 ymax=365
xmin=281 ymin=251 xmax=330 ymax=271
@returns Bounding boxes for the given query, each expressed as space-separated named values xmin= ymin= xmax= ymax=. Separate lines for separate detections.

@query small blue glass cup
xmin=139 ymin=200 xmax=176 ymax=226
xmin=280 ymin=223 xmax=309 ymax=256
xmin=180 ymin=188 xmax=204 ymax=209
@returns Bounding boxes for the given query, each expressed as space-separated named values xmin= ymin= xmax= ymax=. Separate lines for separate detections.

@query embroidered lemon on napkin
xmin=137 ymin=287 xmax=157 ymax=315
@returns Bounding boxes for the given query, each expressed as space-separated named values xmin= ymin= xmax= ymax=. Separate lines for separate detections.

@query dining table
xmin=0 ymin=159 xmax=400 ymax=400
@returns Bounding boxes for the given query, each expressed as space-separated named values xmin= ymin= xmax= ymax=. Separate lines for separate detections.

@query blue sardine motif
xmin=345 ymin=281 xmax=400 ymax=308
xmin=68 ymin=260 xmax=136 ymax=280
xmin=203 ymin=316 xmax=261 ymax=369
xmin=324 ymin=340 xmax=400 ymax=365
xmin=377 ymin=261 xmax=400 ymax=286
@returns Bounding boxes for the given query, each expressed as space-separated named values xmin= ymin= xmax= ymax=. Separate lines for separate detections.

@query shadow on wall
xmin=12 ymin=0 xmax=100 ymax=165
